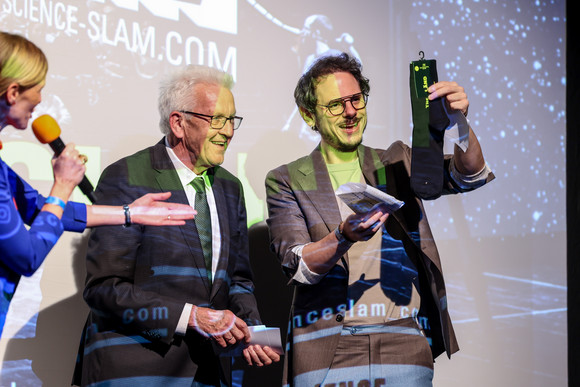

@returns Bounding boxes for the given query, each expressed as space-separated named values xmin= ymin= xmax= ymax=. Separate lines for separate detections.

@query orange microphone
xmin=32 ymin=114 xmax=97 ymax=203
xmin=32 ymin=114 xmax=63 ymax=152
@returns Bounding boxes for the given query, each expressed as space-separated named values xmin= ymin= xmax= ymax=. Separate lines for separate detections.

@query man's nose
xmin=219 ymin=120 xmax=235 ymax=137
xmin=343 ymin=99 xmax=357 ymax=117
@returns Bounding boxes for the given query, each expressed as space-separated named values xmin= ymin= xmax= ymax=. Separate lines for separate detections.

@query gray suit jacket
xmin=75 ymin=139 xmax=260 ymax=386
xmin=265 ymin=141 xmax=494 ymax=386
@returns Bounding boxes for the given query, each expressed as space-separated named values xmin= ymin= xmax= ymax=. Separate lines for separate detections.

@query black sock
xmin=409 ymin=58 xmax=448 ymax=200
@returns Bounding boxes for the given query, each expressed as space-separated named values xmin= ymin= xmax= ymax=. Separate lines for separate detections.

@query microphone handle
xmin=78 ymin=176 xmax=97 ymax=204
xmin=49 ymin=138 xmax=66 ymax=156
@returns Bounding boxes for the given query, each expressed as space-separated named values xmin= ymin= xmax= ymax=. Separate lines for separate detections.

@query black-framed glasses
xmin=179 ymin=111 xmax=243 ymax=130
xmin=317 ymin=93 xmax=368 ymax=116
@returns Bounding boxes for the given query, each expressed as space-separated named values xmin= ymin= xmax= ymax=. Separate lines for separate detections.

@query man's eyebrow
xmin=328 ymin=92 xmax=363 ymax=103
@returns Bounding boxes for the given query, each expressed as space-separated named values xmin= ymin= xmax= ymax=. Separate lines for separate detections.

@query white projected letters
xmin=2 ymin=0 xmax=239 ymax=78
xmin=164 ymin=32 xmax=237 ymax=79
xmin=122 ymin=306 xmax=169 ymax=324
xmin=2 ymin=0 xmax=80 ymax=35
xmin=90 ymin=0 xmax=238 ymax=34
xmin=86 ymin=14 xmax=237 ymax=78
xmin=87 ymin=12 xmax=156 ymax=56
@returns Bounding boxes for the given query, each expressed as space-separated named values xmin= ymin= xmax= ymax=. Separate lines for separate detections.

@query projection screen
xmin=0 ymin=0 xmax=566 ymax=385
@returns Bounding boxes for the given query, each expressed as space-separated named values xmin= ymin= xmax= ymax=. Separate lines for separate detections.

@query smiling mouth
xmin=341 ymin=120 xmax=359 ymax=132
xmin=211 ymin=139 xmax=228 ymax=147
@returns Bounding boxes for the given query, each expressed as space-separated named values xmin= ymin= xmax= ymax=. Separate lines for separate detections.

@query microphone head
xmin=32 ymin=114 xmax=61 ymax=144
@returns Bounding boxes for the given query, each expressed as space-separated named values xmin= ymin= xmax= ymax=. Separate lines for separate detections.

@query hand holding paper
xmin=335 ymin=183 xmax=404 ymax=215
xmin=246 ymin=325 xmax=284 ymax=355
xmin=241 ymin=326 xmax=283 ymax=366
xmin=215 ymin=325 xmax=283 ymax=360
xmin=333 ymin=183 xmax=404 ymax=242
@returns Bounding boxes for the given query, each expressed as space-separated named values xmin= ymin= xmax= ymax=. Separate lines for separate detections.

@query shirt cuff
xmin=449 ymin=160 xmax=492 ymax=190
xmin=176 ymin=303 xmax=193 ymax=336
xmin=290 ymin=244 xmax=326 ymax=285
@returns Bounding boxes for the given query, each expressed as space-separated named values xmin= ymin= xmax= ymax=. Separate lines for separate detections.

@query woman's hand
xmin=51 ymin=143 xmax=86 ymax=198
xmin=129 ymin=192 xmax=196 ymax=226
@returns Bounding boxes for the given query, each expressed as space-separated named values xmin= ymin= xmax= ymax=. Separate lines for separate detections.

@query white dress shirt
xmin=164 ymin=137 xmax=222 ymax=335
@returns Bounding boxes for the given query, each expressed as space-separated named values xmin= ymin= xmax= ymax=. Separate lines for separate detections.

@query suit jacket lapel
xmin=296 ymin=144 xmax=414 ymax=241
xmin=295 ymin=146 xmax=343 ymax=232
xmin=150 ymin=141 xmax=213 ymax=295
xmin=359 ymin=145 xmax=414 ymax=238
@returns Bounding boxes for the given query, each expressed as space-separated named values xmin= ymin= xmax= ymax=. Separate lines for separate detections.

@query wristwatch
xmin=335 ymin=221 xmax=355 ymax=245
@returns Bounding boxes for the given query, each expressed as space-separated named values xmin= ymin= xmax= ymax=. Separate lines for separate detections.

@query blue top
xmin=0 ymin=156 xmax=87 ymax=336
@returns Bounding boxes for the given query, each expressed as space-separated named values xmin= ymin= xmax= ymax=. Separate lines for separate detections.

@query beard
xmin=318 ymin=123 xmax=364 ymax=152
xmin=323 ymin=136 xmax=361 ymax=152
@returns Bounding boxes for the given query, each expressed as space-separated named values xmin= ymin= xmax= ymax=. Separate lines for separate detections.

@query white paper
xmin=248 ymin=325 xmax=284 ymax=355
xmin=216 ymin=325 xmax=284 ymax=357
xmin=335 ymin=183 xmax=404 ymax=214
xmin=443 ymin=102 xmax=470 ymax=152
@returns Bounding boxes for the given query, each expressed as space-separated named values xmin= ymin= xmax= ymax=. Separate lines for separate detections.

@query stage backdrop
xmin=0 ymin=0 xmax=566 ymax=385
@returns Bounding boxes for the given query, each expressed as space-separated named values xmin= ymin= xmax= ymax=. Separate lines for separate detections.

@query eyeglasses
xmin=179 ymin=111 xmax=243 ymax=130
xmin=317 ymin=93 xmax=368 ymax=116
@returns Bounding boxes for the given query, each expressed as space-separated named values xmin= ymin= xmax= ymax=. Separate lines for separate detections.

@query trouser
xmin=319 ymin=318 xmax=434 ymax=387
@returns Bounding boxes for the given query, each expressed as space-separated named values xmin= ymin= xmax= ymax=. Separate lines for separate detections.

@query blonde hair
xmin=0 ymin=32 xmax=48 ymax=97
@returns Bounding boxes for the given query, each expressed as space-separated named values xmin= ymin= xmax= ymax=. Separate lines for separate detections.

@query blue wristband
xmin=45 ymin=196 xmax=66 ymax=211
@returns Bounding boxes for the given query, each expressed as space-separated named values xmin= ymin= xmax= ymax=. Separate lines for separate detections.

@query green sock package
xmin=409 ymin=56 xmax=449 ymax=200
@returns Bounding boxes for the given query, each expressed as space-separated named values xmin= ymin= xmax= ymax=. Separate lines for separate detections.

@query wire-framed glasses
xmin=180 ymin=111 xmax=243 ymax=130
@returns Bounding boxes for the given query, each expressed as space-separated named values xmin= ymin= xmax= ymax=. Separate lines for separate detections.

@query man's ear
xmin=299 ymin=107 xmax=316 ymax=128
xmin=169 ymin=111 xmax=185 ymax=139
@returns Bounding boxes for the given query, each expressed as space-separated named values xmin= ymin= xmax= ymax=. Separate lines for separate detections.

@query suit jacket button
xmin=336 ymin=314 xmax=344 ymax=322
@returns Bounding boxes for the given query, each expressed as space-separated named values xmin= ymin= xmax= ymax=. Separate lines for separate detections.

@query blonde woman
xmin=0 ymin=31 xmax=195 ymax=335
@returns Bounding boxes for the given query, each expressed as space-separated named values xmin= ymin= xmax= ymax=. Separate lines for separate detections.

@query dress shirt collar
xmin=163 ymin=136 xmax=210 ymax=188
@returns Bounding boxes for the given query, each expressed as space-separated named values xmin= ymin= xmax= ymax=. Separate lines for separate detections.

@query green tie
xmin=191 ymin=177 xmax=212 ymax=283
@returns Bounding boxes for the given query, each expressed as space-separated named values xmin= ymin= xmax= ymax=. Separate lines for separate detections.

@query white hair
xmin=158 ymin=65 xmax=234 ymax=135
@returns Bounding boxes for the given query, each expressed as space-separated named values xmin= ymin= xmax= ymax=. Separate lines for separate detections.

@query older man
xmin=266 ymin=52 xmax=494 ymax=386
xmin=75 ymin=65 xmax=279 ymax=386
